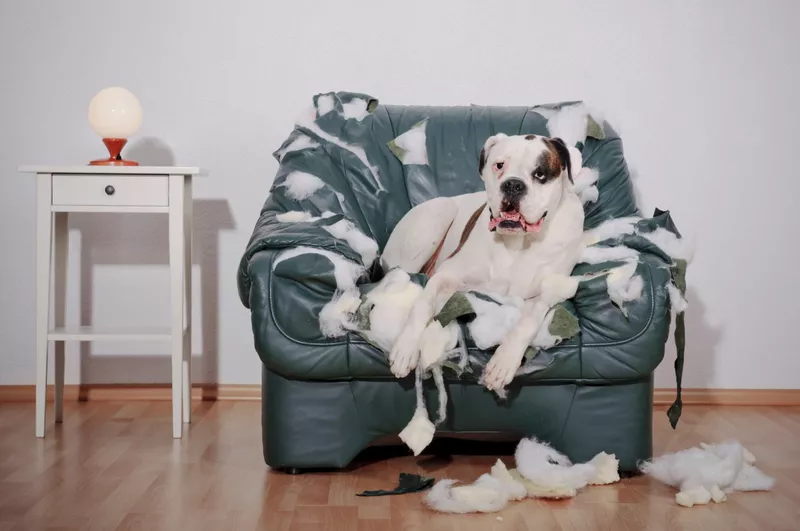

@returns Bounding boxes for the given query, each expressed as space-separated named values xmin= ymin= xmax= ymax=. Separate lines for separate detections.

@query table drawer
xmin=52 ymin=175 xmax=169 ymax=207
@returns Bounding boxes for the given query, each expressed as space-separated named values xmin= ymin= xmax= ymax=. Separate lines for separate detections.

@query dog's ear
xmin=478 ymin=133 xmax=507 ymax=175
xmin=548 ymin=137 xmax=573 ymax=183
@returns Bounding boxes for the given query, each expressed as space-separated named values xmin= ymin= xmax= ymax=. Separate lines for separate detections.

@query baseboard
xmin=653 ymin=388 xmax=800 ymax=406
xmin=1 ymin=385 xmax=799 ymax=405
xmin=0 ymin=384 xmax=262 ymax=402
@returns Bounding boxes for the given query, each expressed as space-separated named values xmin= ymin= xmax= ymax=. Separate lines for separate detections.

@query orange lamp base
xmin=89 ymin=138 xmax=139 ymax=166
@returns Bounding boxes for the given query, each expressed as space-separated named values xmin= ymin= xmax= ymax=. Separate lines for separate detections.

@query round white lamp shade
xmin=88 ymin=87 xmax=142 ymax=139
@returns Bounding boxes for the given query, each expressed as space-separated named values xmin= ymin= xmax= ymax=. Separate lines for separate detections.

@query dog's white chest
xmin=474 ymin=241 xmax=542 ymax=298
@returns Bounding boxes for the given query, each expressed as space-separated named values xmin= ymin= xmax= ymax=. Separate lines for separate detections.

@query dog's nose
xmin=500 ymin=178 xmax=527 ymax=199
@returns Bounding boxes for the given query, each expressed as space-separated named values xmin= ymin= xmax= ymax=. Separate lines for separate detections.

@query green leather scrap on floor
xmin=356 ymin=473 xmax=435 ymax=497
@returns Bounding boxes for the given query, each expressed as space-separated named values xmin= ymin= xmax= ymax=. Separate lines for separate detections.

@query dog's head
xmin=479 ymin=133 xmax=574 ymax=235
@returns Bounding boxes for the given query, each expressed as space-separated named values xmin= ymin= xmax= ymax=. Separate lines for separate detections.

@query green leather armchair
xmin=237 ymin=91 xmax=681 ymax=472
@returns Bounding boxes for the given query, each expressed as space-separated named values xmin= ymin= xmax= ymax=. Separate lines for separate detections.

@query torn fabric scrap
xmin=387 ymin=119 xmax=429 ymax=165
xmin=357 ymin=473 xmax=435 ymax=497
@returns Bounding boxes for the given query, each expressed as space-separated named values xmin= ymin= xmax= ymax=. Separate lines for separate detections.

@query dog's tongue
xmin=489 ymin=210 xmax=543 ymax=232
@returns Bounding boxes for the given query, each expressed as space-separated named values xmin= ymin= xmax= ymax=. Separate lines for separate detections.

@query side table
xmin=18 ymin=165 xmax=200 ymax=438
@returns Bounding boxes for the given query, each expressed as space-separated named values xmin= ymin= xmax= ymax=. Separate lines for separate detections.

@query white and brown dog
xmin=382 ymin=133 xmax=585 ymax=391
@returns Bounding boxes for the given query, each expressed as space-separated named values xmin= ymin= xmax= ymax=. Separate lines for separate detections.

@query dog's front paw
xmin=389 ymin=338 xmax=420 ymax=378
xmin=482 ymin=343 xmax=523 ymax=391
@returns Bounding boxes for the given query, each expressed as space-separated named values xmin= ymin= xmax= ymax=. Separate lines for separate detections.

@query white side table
xmin=19 ymin=165 xmax=200 ymax=439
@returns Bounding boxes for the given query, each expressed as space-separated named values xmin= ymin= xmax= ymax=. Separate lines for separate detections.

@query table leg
xmin=182 ymin=178 xmax=193 ymax=423
xmin=35 ymin=174 xmax=52 ymax=438
xmin=53 ymin=212 xmax=68 ymax=423
xmin=169 ymin=175 xmax=185 ymax=438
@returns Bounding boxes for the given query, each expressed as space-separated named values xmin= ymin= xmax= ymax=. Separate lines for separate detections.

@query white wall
xmin=1 ymin=0 xmax=798 ymax=389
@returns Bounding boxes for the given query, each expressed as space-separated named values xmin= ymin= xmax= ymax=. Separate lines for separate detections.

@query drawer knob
xmin=104 ymin=185 xmax=115 ymax=196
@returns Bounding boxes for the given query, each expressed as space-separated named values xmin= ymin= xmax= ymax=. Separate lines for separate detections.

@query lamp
xmin=88 ymin=87 xmax=142 ymax=166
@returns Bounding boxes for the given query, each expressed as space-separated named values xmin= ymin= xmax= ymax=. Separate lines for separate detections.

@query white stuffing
xmin=572 ymin=167 xmax=599 ymax=195
xmin=426 ymin=439 xmax=621 ymax=514
xmin=606 ymin=260 xmax=644 ymax=312
xmin=640 ymin=227 xmax=695 ymax=263
xmin=399 ymin=405 xmax=435 ymax=457
xmin=419 ymin=320 xmax=459 ymax=371
xmin=276 ymin=210 xmax=314 ymax=223
xmin=360 ymin=269 xmax=423 ymax=352
xmin=322 ymin=219 xmax=379 ymax=266
xmin=674 ymin=486 xmax=714 ymax=507
xmin=275 ymin=210 xmax=335 ymax=223
xmin=508 ymin=469 xmax=578 ymax=499
xmin=588 ymin=452 xmax=621 ymax=485
xmin=424 ymin=475 xmax=512 ymax=514
xmin=279 ymin=171 xmax=326 ymax=200
xmin=579 ymin=186 xmax=599 ymax=204
xmin=490 ymin=460 xmax=528 ymax=501
xmin=639 ymin=440 xmax=774 ymax=507
xmin=701 ymin=441 xmax=756 ymax=465
xmin=535 ymin=103 xmax=605 ymax=147
xmin=393 ymin=121 xmax=429 ymax=165
xmin=334 ymin=191 xmax=347 ymax=210
xmin=318 ymin=289 xmax=361 ymax=337
xmin=667 ymin=283 xmax=688 ymax=314
xmin=399 ymin=368 xmax=435 ymax=456
xmin=583 ymin=216 xmax=641 ymax=246
xmin=572 ymin=166 xmax=599 ymax=203
xmin=316 ymin=94 xmax=335 ymax=116
xmin=515 ymin=437 xmax=598 ymax=492
xmin=464 ymin=293 xmax=522 ymax=350
xmin=296 ymin=111 xmax=385 ymax=191
xmin=579 ymin=244 xmax=640 ymax=264
xmin=274 ymin=246 xmax=364 ymax=291
xmin=728 ymin=461 xmax=776 ymax=492
xmin=567 ymin=145 xmax=583 ymax=174
xmin=431 ymin=366 xmax=448 ymax=424
xmin=342 ymin=98 xmax=370 ymax=121
xmin=275 ymin=135 xmax=320 ymax=161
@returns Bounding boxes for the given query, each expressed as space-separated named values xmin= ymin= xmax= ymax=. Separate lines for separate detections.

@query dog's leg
xmin=482 ymin=297 xmax=551 ymax=391
xmin=483 ymin=274 xmax=579 ymax=391
xmin=389 ymin=271 xmax=461 ymax=378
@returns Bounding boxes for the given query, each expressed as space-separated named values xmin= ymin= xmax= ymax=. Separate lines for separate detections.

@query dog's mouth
xmin=489 ymin=209 xmax=548 ymax=233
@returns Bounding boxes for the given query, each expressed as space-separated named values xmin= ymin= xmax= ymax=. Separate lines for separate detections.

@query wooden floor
xmin=1 ymin=402 xmax=799 ymax=531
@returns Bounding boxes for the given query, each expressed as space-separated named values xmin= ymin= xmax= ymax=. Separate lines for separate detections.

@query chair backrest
xmin=271 ymin=92 xmax=640 ymax=249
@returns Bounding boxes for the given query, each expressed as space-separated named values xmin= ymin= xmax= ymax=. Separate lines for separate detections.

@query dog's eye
xmin=533 ymin=171 xmax=545 ymax=181
xmin=493 ymin=162 xmax=505 ymax=171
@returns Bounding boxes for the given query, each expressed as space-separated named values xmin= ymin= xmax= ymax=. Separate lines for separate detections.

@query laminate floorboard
xmin=1 ymin=402 xmax=797 ymax=530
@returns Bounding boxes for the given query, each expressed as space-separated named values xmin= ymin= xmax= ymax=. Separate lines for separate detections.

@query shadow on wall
xmin=66 ymin=139 xmax=236 ymax=399
xmin=656 ymin=286 xmax=722 ymax=390
xmin=628 ymin=168 xmax=646 ymax=214
xmin=125 ymin=137 xmax=175 ymax=166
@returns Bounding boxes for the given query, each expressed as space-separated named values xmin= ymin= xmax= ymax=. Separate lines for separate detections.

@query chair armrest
xmin=573 ymin=252 xmax=673 ymax=380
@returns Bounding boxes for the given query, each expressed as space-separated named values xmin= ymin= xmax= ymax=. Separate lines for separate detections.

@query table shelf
xmin=47 ymin=326 xmax=175 ymax=341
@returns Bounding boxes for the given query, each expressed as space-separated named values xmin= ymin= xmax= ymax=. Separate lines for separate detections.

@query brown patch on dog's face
xmin=539 ymin=137 xmax=573 ymax=183
xmin=524 ymin=134 xmax=537 ymax=140
xmin=531 ymin=143 xmax=564 ymax=184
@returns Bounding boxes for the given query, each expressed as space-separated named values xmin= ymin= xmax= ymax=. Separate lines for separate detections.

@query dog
xmin=383 ymin=132 xmax=585 ymax=391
